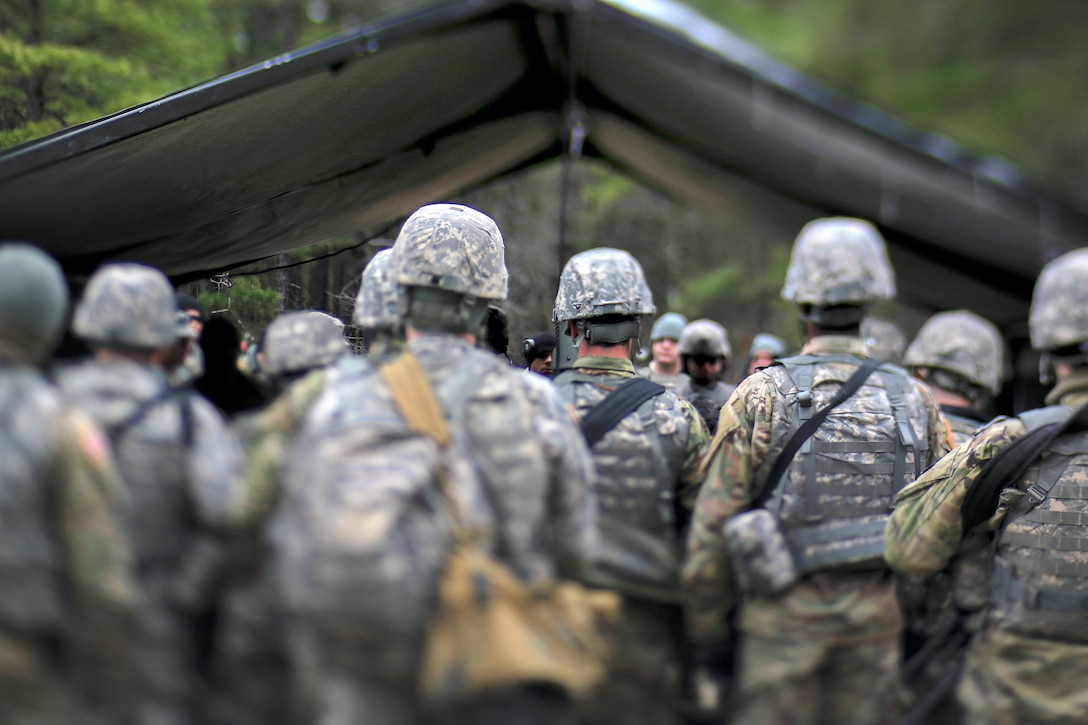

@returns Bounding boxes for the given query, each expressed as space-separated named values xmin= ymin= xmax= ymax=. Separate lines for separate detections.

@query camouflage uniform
xmin=552 ymin=248 xmax=713 ymax=725
xmin=353 ymin=247 xmax=405 ymax=357
xmin=684 ymin=218 xmax=948 ymax=725
xmin=58 ymin=263 xmax=244 ymax=725
xmin=886 ymin=248 xmax=1088 ymax=725
xmin=0 ymin=242 xmax=141 ymax=725
xmin=272 ymin=203 xmax=597 ymax=725
xmin=675 ymin=319 xmax=737 ymax=435
xmin=638 ymin=312 xmax=688 ymax=391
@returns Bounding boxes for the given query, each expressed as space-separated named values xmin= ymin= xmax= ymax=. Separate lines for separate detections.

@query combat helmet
xmin=861 ymin=316 xmax=907 ymax=365
xmin=392 ymin=203 xmax=507 ymax=335
xmin=903 ymin=310 xmax=1004 ymax=398
xmin=781 ymin=217 xmax=896 ymax=328
xmin=353 ymin=248 xmax=403 ymax=331
xmin=679 ymin=319 xmax=732 ymax=360
xmin=261 ymin=311 xmax=348 ymax=376
xmin=0 ymin=242 xmax=70 ymax=363
xmin=651 ymin=312 xmax=687 ymax=342
xmin=73 ymin=263 xmax=176 ymax=349
xmin=1030 ymin=248 xmax=1088 ymax=380
xmin=553 ymin=247 xmax=655 ymax=345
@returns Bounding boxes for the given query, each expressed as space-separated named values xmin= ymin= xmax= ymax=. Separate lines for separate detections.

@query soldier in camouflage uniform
xmin=638 ymin=312 xmax=688 ymax=391
xmin=56 ymin=263 xmax=245 ymax=725
xmin=886 ymin=248 xmax=1088 ymax=725
xmin=0 ymin=242 xmax=141 ymax=725
xmin=684 ymin=217 xmax=947 ymax=725
xmin=903 ymin=309 xmax=1005 ymax=446
xmin=551 ymin=248 xmax=712 ymax=725
xmin=675 ymin=319 xmax=736 ymax=436
xmin=271 ymin=203 xmax=597 ymax=725
xmin=356 ymin=248 xmax=405 ymax=357
xmin=207 ymin=309 xmax=350 ymax=725
xmin=744 ymin=332 xmax=787 ymax=378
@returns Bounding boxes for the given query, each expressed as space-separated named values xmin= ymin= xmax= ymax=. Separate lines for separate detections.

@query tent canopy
xmin=2 ymin=0 xmax=1086 ymax=327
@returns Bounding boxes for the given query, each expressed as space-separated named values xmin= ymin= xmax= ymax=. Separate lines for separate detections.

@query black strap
xmin=105 ymin=388 xmax=196 ymax=449
xmin=753 ymin=358 xmax=881 ymax=509
xmin=580 ymin=377 xmax=666 ymax=447
xmin=961 ymin=401 xmax=1088 ymax=533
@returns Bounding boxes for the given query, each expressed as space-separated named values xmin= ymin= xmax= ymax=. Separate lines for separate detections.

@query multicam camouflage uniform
xmin=684 ymin=218 xmax=948 ymax=725
xmin=0 ymin=243 xmax=141 ymax=725
xmin=272 ymin=204 xmax=597 ymax=725
xmin=57 ymin=263 xmax=244 ymax=725
xmin=552 ymin=249 xmax=713 ymax=725
xmin=886 ymin=248 xmax=1088 ymax=725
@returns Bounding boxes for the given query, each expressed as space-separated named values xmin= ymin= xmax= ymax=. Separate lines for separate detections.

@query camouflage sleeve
xmin=50 ymin=409 xmax=141 ymax=706
xmin=524 ymin=376 xmax=598 ymax=582
xmin=683 ymin=373 xmax=785 ymax=642
xmin=676 ymin=397 xmax=713 ymax=514
xmin=231 ymin=369 xmax=328 ymax=528
xmin=885 ymin=417 xmax=1025 ymax=575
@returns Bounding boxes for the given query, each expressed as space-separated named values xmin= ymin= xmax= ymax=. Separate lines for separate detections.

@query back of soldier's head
xmin=261 ymin=311 xmax=348 ymax=377
xmin=72 ymin=263 xmax=176 ymax=351
xmin=353 ymin=248 xmax=403 ymax=334
xmin=1030 ymin=248 xmax=1088 ymax=378
xmin=392 ymin=203 xmax=507 ymax=336
xmin=553 ymin=247 xmax=655 ymax=346
xmin=781 ymin=217 xmax=896 ymax=329
xmin=904 ymin=310 xmax=1004 ymax=404
xmin=0 ymin=242 xmax=70 ymax=364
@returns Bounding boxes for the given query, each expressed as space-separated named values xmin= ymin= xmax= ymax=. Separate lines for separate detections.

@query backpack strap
xmin=379 ymin=351 xmax=451 ymax=447
xmin=105 ymin=386 xmax=197 ymax=449
xmin=960 ymin=402 xmax=1088 ymax=534
xmin=753 ymin=357 xmax=881 ymax=511
xmin=579 ymin=377 xmax=666 ymax=448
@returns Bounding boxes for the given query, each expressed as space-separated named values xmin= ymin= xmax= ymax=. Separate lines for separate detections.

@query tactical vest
xmin=763 ymin=354 xmax=928 ymax=575
xmin=555 ymin=371 xmax=688 ymax=602
xmin=988 ymin=405 xmax=1088 ymax=641
xmin=677 ymin=379 xmax=733 ymax=435
xmin=57 ymin=364 xmax=197 ymax=570
xmin=0 ymin=369 xmax=67 ymax=633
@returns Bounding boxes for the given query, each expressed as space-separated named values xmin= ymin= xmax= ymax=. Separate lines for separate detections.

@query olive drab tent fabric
xmin=2 ymin=0 xmax=1087 ymax=327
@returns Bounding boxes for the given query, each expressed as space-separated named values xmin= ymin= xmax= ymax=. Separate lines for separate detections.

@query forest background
xmin=4 ymin=0 xmax=1087 ymax=372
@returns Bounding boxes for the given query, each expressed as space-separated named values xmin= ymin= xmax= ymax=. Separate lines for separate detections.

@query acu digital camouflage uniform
xmin=0 ymin=243 xmax=141 ymax=725
xmin=887 ymin=248 xmax=1088 ymax=725
xmin=684 ymin=218 xmax=948 ymax=725
xmin=272 ymin=203 xmax=597 ymax=725
xmin=56 ymin=263 xmax=245 ymax=725
xmin=552 ymin=248 xmax=713 ymax=725
xmin=675 ymin=319 xmax=737 ymax=436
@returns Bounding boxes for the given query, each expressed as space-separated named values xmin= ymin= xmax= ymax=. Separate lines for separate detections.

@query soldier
xmin=523 ymin=331 xmax=557 ymax=378
xmin=902 ymin=309 xmax=1005 ymax=446
xmin=0 ymin=242 xmax=141 ymax=725
xmin=744 ymin=332 xmax=787 ymax=377
xmin=684 ymin=217 xmax=947 ymax=725
xmin=861 ymin=315 xmax=908 ymax=365
xmin=257 ymin=310 xmax=349 ymax=393
xmin=354 ymin=247 xmax=405 ymax=357
xmin=272 ymin=203 xmax=597 ymax=725
xmin=56 ymin=262 xmax=245 ymax=725
xmin=157 ymin=310 xmax=200 ymax=388
xmin=886 ymin=247 xmax=1088 ymax=725
xmin=174 ymin=293 xmax=205 ymax=384
xmin=675 ymin=319 xmax=736 ymax=436
xmin=551 ymin=248 xmax=712 ymax=725
xmin=638 ymin=311 xmax=688 ymax=390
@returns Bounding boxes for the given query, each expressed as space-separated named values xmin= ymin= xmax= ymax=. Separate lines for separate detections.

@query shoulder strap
xmin=379 ymin=351 xmax=451 ymax=448
xmin=580 ymin=376 xmax=666 ymax=447
xmin=961 ymin=401 xmax=1088 ymax=533
xmin=105 ymin=386 xmax=196 ymax=448
xmin=753 ymin=357 xmax=881 ymax=510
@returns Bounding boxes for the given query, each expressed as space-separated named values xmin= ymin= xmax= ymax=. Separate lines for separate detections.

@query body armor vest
xmin=988 ymin=405 xmax=1088 ymax=641
xmin=57 ymin=363 xmax=195 ymax=570
xmin=763 ymin=354 xmax=928 ymax=575
xmin=677 ymin=379 xmax=734 ymax=435
xmin=0 ymin=369 xmax=67 ymax=633
xmin=556 ymin=371 xmax=688 ymax=601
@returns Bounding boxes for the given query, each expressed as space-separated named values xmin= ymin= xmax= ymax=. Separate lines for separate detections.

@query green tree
xmin=1 ymin=0 xmax=240 ymax=148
